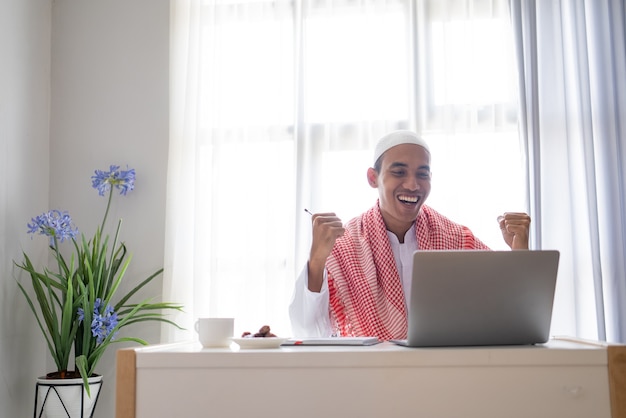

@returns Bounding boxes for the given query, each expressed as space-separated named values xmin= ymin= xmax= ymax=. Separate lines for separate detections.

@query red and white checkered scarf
xmin=326 ymin=202 xmax=489 ymax=340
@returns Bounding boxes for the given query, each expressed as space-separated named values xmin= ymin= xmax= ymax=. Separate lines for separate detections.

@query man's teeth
xmin=399 ymin=195 xmax=418 ymax=203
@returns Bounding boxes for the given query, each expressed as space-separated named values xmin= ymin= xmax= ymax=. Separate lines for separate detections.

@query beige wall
xmin=1 ymin=0 xmax=170 ymax=416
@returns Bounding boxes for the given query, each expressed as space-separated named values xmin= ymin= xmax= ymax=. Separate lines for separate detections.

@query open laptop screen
xmin=395 ymin=250 xmax=560 ymax=347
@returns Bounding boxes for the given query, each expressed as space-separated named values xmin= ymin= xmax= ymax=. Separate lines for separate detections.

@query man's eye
xmin=418 ymin=172 xmax=431 ymax=179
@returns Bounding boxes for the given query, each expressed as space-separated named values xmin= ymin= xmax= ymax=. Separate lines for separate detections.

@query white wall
xmin=0 ymin=0 xmax=170 ymax=417
xmin=50 ymin=1 xmax=170 ymax=416
xmin=0 ymin=0 xmax=52 ymax=417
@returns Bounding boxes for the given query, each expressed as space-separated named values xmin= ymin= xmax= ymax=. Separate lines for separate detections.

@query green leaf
xmin=75 ymin=355 xmax=92 ymax=398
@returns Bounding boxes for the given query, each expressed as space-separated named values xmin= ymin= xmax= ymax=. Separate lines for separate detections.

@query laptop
xmin=392 ymin=250 xmax=560 ymax=347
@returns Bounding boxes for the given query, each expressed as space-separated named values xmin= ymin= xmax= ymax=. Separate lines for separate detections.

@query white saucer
xmin=230 ymin=337 xmax=289 ymax=349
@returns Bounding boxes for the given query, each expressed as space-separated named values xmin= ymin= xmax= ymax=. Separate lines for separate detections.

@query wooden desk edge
xmin=116 ymin=348 xmax=137 ymax=418
xmin=554 ymin=336 xmax=626 ymax=418
xmin=608 ymin=344 xmax=626 ymax=418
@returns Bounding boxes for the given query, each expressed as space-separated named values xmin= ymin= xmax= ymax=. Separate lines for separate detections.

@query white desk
xmin=116 ymin=337 xmax=625 ymax=418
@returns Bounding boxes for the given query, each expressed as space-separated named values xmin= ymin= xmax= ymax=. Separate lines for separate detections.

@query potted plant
xmin=15 ymin=165 xmax=182 ymax=417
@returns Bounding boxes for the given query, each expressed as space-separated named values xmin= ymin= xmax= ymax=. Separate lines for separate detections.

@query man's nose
xmin=404 ymin=177 xmax=421 ymax=191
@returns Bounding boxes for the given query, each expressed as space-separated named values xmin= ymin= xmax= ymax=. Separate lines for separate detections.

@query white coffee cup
xmin=194 ymin=317 xmax=234 ymax=348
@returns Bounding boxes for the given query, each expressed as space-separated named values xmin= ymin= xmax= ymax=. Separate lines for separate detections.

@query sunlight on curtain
xmin=511 ymin=0 xmax=626 ymax=343
xmin=165 ymin=0 xmax=524 ymax=341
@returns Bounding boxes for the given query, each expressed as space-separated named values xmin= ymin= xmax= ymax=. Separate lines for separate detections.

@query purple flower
xmin=92 ymin=310 xmax=118 ymax=344
xmin=77 ymin=298 xmax=118 ymax=345
xmin=27 ymin=210 xmax=79 ymax=246
xmin=91 ymin=165 xmax=136 ymax=196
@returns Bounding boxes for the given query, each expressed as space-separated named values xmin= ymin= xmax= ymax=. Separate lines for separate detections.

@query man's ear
xmin=366 ymin=167 xmax=378 ymax=188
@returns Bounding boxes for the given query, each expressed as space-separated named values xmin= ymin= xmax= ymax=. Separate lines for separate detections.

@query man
xmin=289 ymin=130 xmax=531 ymax=340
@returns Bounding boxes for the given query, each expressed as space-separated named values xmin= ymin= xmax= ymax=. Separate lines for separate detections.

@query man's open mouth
xmin=398 ymin=195 xmax=420 ymax=205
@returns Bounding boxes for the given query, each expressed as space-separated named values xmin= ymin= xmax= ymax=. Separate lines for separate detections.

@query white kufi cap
xmin=373 ymin=130 xmax=430 ymax=165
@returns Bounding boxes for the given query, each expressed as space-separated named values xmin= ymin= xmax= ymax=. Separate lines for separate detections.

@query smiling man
xmin=289 ymin=130 xmax=531 ymax=340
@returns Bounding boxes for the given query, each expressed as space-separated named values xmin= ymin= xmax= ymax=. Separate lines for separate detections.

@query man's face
xmin=367 ymin=144 xmax=431 ymax=232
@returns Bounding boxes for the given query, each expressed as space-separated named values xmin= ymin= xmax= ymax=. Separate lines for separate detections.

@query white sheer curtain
xmin=510 ymin=0 xmax=626 ymax=343
xmin=165 ymin=0 xmax=524 ymax=341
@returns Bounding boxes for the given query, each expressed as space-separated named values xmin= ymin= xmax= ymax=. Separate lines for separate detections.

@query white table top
xmin=132 ymin=336 xmax=610 ymax=369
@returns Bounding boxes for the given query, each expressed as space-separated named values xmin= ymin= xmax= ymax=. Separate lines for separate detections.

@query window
xmin=167 ymin=0 xmax=524 ymax=338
